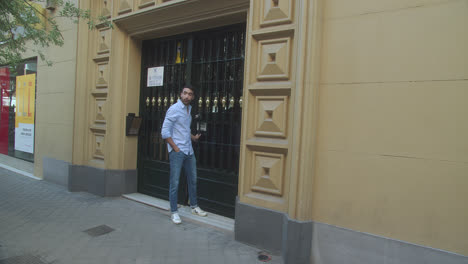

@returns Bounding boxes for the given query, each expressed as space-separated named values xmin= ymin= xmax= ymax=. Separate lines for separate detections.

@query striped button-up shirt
xmin=161 ymin=99 xmax=193 ymax=155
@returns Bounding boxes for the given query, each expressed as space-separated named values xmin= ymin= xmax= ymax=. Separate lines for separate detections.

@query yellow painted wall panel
xmin=312 ymin=150 xmax=468 ymax=255
xmin=35 ymin=123 xmax=74 ymax=161
xmin=321 ymin=0 xmax=468 ymax=84
xmin=53 ymin=0 xmax=79 ymax=31
xmin=39 ymin=29 xmax=78 ymax=66
xmin=318 ymin=81 xmax=468 ymax=163
xmin=321 ymin=13 xmax=383 ymax=83
xmin=36 ymin=93 xmax=75 ymax=126
xmin=31 ymin=12 xmax=78 ymax=177
xmin=324 ymin=0 xmax=450 ymax=19
xmin=315 ymin=0 xmax=468 ymax=256
xmin=36 ymin=61 xmax=76 ymax=94
xmin=379 ymin=0 xmax=468 ymax=82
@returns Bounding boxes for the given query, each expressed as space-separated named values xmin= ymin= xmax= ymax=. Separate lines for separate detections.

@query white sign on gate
xmin=147 ymin=66 xmax=164 ymax=87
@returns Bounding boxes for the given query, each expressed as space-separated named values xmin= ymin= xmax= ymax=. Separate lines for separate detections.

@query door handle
xmin=213 ymin=97 xmax=219 ymax=113
xmin=221 ymin=97 xmax=226 ymax=108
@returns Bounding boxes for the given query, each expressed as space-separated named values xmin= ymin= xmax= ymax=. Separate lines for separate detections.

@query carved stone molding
xmin=240 ymin=0 xmax=299 ymax=214
xmin=113 ymin=0 xmax=249 ymax=39
xmin=254 ymin=95 xmax=288 ymax=138
xmin=96 ymin=62 xmax=109 ymax=88
xmin=100 ymin=0 xmax=112 ymax=18
xmin=90 ymin=125 xmax=107 ymax=133
xmin=97 ymin=28 xmax=111 ymax=55
xmin=118 ymin=0 xmax=133 ymax=15
xmin=251 ymin=151 xmax=285 ymax=196
xmin=94 ymin=98 xmax=107 ymax=124
xmin=139 ymin=0 xmax=155 ymax=8
xmin=92 ymin=133 xmax=106 ymax=160
xmin=91 ymin=89 xmax=109 ymax=97
xmin=241 ymin=144 xmax=289 ymax=211
xmin=260 ymin=0 xmax=294 ymax=27
xmin=256 ymin=37 xmax=291 ymax=80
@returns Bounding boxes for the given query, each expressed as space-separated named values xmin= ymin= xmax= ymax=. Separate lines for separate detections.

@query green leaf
xmin=0 ymin=0 xmax=112 ymax=66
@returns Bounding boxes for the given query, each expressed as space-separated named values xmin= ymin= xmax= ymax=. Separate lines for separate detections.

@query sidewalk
xmin=0 ymin=167 xmax=282 ymax=264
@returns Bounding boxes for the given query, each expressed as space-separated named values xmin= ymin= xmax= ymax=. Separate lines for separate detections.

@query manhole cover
xmin=258 ymin=252 xmax=272 ymax=262
xmin=0 ymin=254 xmax=48 ymax=264
xmin=83 ymin=225 xmax=115 ymax=237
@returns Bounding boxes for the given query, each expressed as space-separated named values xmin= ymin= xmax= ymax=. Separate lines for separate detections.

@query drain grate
xmin=0 ymin=254 xmax=48 ymax=264
xmin=83 ymin=225 xmax=115 ymax=237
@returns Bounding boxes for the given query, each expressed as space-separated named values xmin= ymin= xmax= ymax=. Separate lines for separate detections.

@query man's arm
xmin=161 ymin=107 xmax=180 ymax=152
xmin=165 ymin=137 xmax=180 ymax=152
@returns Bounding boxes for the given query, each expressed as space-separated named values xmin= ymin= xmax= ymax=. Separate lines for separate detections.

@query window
xmin=0 ymin=58 xmax=37 ymax=162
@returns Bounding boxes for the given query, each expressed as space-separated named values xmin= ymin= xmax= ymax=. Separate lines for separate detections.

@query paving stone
xmin=0 ymin=167 xmax=283 ymax=264
xmin=0 ymin=254 xmax=48 ymax=264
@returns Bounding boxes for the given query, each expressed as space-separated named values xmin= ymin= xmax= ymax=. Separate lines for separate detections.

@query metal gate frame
xmin=137 ymin=23 xmax=246 ymax=218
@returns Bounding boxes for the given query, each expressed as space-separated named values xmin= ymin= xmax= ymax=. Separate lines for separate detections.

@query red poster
xmin=0 ymin=67 xmax=10 ymax=155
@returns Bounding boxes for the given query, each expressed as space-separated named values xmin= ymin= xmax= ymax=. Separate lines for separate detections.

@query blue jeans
xmin=169 ymin=151 xmax=198 ymax=213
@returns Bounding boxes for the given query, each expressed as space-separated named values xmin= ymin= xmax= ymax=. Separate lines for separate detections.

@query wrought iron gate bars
xmin=138 ymin=24 xmax=246 ymax=217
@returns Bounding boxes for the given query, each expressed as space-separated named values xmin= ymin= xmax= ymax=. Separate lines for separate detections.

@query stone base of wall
xmin=235 ymin=200 xmax=467 ymax=264
xmin=68 ymin=165 xmax=137 ymax=197
xmin=311 ymin=222 xmax=467 ymax=264
xmin=43 ymin=157 xmax=70 ymax=187
xmin=234 ymin=200 xmax=313 ymax=264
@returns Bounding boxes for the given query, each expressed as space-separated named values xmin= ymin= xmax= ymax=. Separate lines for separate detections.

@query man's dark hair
xmin=181 ymin=84 xmax=195 ymax=94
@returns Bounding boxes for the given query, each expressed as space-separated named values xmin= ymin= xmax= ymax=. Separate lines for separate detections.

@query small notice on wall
xmin=147 ymin=66 xmax=164 ymax=87
xmin=15 ymin=123 xmax=34 ymax=153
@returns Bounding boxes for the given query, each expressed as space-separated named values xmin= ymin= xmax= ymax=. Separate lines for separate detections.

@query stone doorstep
xmin=122 ymin=193 xmax=235 ymax=232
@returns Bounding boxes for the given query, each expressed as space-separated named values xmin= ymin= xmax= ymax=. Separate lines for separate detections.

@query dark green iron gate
xmin=138 ymin=24 xmax=246 ymax=218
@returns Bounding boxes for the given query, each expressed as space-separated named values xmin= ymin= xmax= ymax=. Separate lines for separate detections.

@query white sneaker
xmin=171 ymin=213 xmax=182 ymax=224
xmin=191 ymin=207 xmax=207 ymax=217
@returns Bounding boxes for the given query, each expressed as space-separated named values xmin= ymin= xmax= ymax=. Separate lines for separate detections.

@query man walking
xmin=161 ymin=84 xmax=207 ymax=224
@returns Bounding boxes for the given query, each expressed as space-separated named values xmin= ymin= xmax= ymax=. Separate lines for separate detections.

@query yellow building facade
xmin=34 ymin=0 xmax=467 ymax=263
xmin=0 ymin=1 xmax=78 ymax=183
